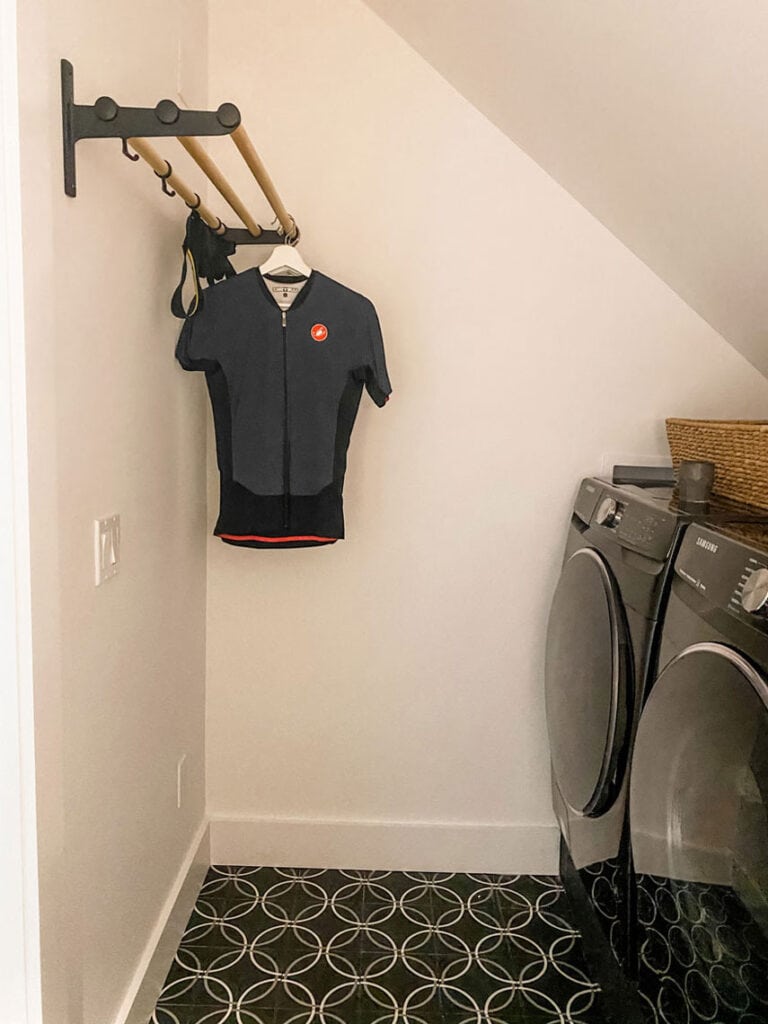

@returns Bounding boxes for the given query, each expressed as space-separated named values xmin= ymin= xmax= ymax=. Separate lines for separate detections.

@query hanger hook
xmin=186 ymin=193 xmax=202 ymax=211
xmin=121 ymin=138 xmax=139 ymax=161
xmin=154 ymin=160 xmax=176 ymax=198
xmin=279 ymin=215 xmax=299 ymax=246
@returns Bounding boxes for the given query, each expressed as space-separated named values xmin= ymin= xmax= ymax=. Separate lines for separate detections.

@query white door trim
xmin=0 ymin=0 xmax=42 ymax=1020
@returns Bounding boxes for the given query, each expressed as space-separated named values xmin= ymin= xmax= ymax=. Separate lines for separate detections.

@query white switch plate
xmin=94 ymin=515 xmax=120 ymax=586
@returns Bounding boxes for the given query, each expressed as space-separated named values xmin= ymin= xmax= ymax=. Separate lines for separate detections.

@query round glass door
xmin=545 ymin=547 xmax=630 ymax=816
xmin=630 ymin=643 xmax=768 ymax=1024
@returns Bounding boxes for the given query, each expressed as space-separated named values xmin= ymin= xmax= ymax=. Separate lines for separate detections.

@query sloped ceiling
xmin=364 ymin=0 xmax=768 ymax=376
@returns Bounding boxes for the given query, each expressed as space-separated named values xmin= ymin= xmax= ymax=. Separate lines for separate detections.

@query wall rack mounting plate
xmin=61 ymin=58 xmax=241 ymax=197
xmin=222 ymin=228 xmax=287 ymax=246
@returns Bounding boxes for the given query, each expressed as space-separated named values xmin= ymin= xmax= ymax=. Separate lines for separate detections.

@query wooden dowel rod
xmin=126 ymin=137 xmax=226 ymax=234
xmin=230 ymin=124 xmax=296 ymax=239
xmin=177 ymin=136 xmax=262 ymax=237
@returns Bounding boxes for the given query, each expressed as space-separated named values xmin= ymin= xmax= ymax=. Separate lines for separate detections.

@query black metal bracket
xmin=222 ymin=228 xmax=288 ymax=246
xmin=61 ymin=58 xmax=241 ymax=197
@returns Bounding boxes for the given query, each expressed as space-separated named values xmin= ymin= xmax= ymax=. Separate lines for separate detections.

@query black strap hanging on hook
xmin=155 ymin=160 xmax=176 ymax=197
xmin=171 ymin=211 xmax=237 ymax=320
xmin=121 ymin=138 xmax=139 ymax=161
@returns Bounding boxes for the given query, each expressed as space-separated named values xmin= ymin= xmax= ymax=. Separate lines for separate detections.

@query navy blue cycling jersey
xmin=176 ymin=268 xmax=391 ymax=548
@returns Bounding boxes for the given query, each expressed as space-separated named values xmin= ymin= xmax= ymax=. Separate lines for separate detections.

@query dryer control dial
xmin=595 ymin=496 xmax=621 ymax=528
xmin=741 ymin=567 xmax=768 ymax=614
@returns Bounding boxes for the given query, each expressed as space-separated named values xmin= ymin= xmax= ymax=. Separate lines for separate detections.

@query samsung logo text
xmin=695 ymin=537 xmax=719 ymax=553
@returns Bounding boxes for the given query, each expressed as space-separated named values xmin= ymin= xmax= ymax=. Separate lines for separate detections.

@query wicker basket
xmin=665 ymin=418 xmax=768 ymax=510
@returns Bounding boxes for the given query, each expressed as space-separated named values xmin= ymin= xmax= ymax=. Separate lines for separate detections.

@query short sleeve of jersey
xmin=175 ymin=305 xmax=218 ymax=371
xmin=362 ymin=301 xmax=392 ymax=407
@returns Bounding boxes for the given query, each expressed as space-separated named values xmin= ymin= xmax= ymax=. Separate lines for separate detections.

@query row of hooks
xmin=63 ymin=59 xmax=299 ymax=248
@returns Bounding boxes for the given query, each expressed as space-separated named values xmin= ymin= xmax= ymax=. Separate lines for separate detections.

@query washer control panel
xmin=571 ymin=478 xmax=679 ymax=560
xmin=677 ymin=525 xmax=768 ymax=636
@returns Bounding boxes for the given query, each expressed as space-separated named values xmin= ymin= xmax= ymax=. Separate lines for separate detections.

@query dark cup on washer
xmin=677 ymin=460 xmax=715 ymax=511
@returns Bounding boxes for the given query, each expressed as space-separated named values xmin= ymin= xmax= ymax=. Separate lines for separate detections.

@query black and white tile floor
xmin=151 ymin=866 xmax=604 ymax=1023
xmin=635 ymin=873 xmax=768 ymax=1024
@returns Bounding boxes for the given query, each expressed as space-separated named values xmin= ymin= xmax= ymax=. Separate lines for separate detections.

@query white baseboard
xmin=116 ymin=820 xmax=210 ymax=1024
xmin=209 ymin=816 xmax=559 ymax=875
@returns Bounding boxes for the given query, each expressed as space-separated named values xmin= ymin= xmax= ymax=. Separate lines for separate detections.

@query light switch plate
xmin=94 ymin=515 xmax=120 ymax=586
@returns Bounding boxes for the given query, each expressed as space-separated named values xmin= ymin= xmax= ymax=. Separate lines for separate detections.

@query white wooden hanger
xmin=259 ymin=241 xmax=311 ymax=279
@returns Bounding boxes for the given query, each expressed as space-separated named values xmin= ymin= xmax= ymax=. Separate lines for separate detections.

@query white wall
xmin=205 ymin=0 xmax=768 ymax=871
xmin=365 ymin=0 xmax=768 ymax=378
xmin=16 ymin=2 xmax=209 ymax=1022
xmin=0 ymin=0 xmax=41 ymax=1017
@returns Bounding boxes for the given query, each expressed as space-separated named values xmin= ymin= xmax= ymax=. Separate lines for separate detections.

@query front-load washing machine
xmin=629 ymin=521 xmax=768 ymax=1024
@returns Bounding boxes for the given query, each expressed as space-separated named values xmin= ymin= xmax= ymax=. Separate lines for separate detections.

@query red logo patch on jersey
xmin=311 ymin=323 xmax=328 ymax=343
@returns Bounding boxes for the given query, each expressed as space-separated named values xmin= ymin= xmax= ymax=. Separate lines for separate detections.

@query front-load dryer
xmin=629 ymin=521 xmax=768 ymax=1024
xmin=545 ymin=477 xmax=686 ymax=1023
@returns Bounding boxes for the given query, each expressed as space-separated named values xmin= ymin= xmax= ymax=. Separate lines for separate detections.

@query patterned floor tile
xmin=151 ymin=866 xmax=605 ymax=1023
xmin=635 ymin=873 xmax=768 ymax=1024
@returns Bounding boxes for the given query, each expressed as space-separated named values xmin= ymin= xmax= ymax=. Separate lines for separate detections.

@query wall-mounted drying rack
xmin=60 ymin=58 xmax=299 ymax=247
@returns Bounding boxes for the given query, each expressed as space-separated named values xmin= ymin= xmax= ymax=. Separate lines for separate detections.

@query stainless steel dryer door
xmin=545 ymin=547 xmax=631 ymax=817
xmin=630 ymin=643 xmax=768 ymax=1024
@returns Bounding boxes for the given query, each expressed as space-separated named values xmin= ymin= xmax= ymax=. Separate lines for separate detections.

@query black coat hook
xmin=121 ymin=138 xmax=139 ymax=161
xmin=155 ymin=160 xmax=176 ymax=197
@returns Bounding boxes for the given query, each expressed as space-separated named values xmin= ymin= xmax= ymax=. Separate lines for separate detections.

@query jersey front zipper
xmin=281 ymin=309 xmax=290 ymax=529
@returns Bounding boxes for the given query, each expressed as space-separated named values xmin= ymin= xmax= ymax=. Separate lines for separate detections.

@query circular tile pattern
xmin=636 ymin=874 xmax=768 ymax=1024
xmin=584 ymin=854 xmax=630 ymax=968
xmin=153 ymin=866 xmax=602 ymax=1023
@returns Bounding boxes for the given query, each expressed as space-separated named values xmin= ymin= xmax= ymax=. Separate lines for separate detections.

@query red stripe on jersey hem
xmin=216 ymin=533 xmax=338 ymax=543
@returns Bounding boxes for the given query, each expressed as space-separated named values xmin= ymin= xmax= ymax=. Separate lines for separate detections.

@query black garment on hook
xmin=171 ymin=210 xmax=237 ymax=319
xmin=176 ymin=268 xmax=391 ymax=548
